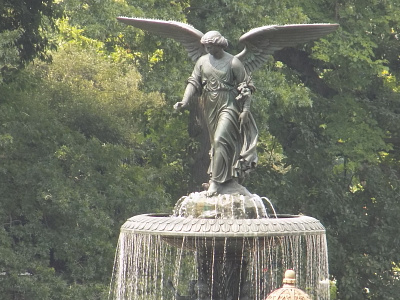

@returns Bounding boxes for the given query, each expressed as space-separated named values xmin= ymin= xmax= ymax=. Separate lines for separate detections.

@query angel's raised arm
xmin=117 ymin=17 xmax=207 ymax=62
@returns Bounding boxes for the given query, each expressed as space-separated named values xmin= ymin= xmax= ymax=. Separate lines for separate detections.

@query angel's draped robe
xmin=187 ymin=53 xmax=258 ymax=184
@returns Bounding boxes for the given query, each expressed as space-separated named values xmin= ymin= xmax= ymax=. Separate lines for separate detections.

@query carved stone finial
xmin=265 ymin=270 xmax=311 ymax=300
xmin=283 ymin=269 xmax=296 ymax=285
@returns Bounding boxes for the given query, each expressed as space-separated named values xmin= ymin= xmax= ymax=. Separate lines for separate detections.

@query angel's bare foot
xmin=202 ymin=182 xmax=210 ymax=191
xmin=206 ymin=181 xmax=219 ymax=197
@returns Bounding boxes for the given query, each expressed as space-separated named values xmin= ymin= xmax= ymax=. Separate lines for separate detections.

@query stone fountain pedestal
xmin=109 ymin=193 xmax=329 ymax=300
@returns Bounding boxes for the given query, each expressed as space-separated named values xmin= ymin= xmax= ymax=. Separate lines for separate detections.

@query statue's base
xmin=207 ymin=179 xmax=253 ymax=197
xmin=173 ymin=192 xmax=267 ymax=219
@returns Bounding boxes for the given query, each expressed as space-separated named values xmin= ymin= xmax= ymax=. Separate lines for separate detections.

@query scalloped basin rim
xmin=146 ymin=213 xmax=301 ymax=218
xmin=121 ymin=213 xmax=326 ymax=237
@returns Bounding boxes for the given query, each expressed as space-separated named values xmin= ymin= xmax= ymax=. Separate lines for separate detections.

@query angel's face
xmin=204 ymin=44 xmax=223 ymax=57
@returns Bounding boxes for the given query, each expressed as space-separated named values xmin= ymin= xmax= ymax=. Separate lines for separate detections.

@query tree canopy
xmin=1 ymin=0 xmax=400 ymax=299
xmin=0 ymin=0 xmax=62 ymax=82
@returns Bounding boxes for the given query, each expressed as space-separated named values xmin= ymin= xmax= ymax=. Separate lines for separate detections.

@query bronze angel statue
xmin=117 ymin=17 xmax=338 ymax=196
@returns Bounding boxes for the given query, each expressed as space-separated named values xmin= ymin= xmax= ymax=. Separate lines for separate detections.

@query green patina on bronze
xmin=117 ymin=17 xmax=339 ymax=197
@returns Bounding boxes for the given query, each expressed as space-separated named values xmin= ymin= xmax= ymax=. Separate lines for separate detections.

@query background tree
xmin=1 ymin=0 xmax=400 ymax=299
xmin=0 ymin=25 xmax=183 ymax=298
xmin=0 ymin=0 xmax=61 ymax=82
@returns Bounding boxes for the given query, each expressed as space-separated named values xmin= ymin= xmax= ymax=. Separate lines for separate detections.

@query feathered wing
xmin=117 ymin=17 xmax=206 ymax=62
xmin=236 ymin=23 xmax=339 ymax=74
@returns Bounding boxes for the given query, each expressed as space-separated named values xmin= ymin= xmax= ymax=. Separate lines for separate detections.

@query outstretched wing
xmin=236 ymin=24 xmax=339 ymax=74
xmin=117 ymin=17 xmax=206 ymax=62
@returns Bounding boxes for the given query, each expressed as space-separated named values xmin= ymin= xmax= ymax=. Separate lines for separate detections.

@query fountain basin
xmin=111 ymin=212 xmax=330 ymax=299
xmin=121 ymin=213 xmax=326 ymax=238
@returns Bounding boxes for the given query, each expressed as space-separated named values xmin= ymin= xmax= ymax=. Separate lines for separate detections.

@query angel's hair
xmin=200 ymin=31 xmax=228 ymax=49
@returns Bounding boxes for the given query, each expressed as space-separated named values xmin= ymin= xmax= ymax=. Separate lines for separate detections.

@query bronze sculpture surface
xmin=112 ymin=17 xmax=338 ymax=300
xmin=117 ymin=17 xmax=339 ymax=196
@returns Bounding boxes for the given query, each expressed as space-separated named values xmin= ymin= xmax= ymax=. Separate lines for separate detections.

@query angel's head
xmin=201 ymin=31 xmax=228 ymax=49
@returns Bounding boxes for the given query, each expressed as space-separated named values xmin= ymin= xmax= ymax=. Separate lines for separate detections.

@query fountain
xmin=109 ymin=193 xmax=329 ymax=299
xmin=109 ymin=17 xmax=338 ymax=300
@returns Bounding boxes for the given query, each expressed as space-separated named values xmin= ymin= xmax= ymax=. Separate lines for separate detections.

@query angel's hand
xmin=173 ymin=101 xmax=187 ymax=111
xmin=241 ymin=87 xmax=251 ymax=97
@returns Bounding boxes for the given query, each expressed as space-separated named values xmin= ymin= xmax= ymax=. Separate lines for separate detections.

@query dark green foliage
xmin=0 ymin=0 xmax=61 ymax=81
xmin=0 ymin=39 xmax=179 ymax=298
